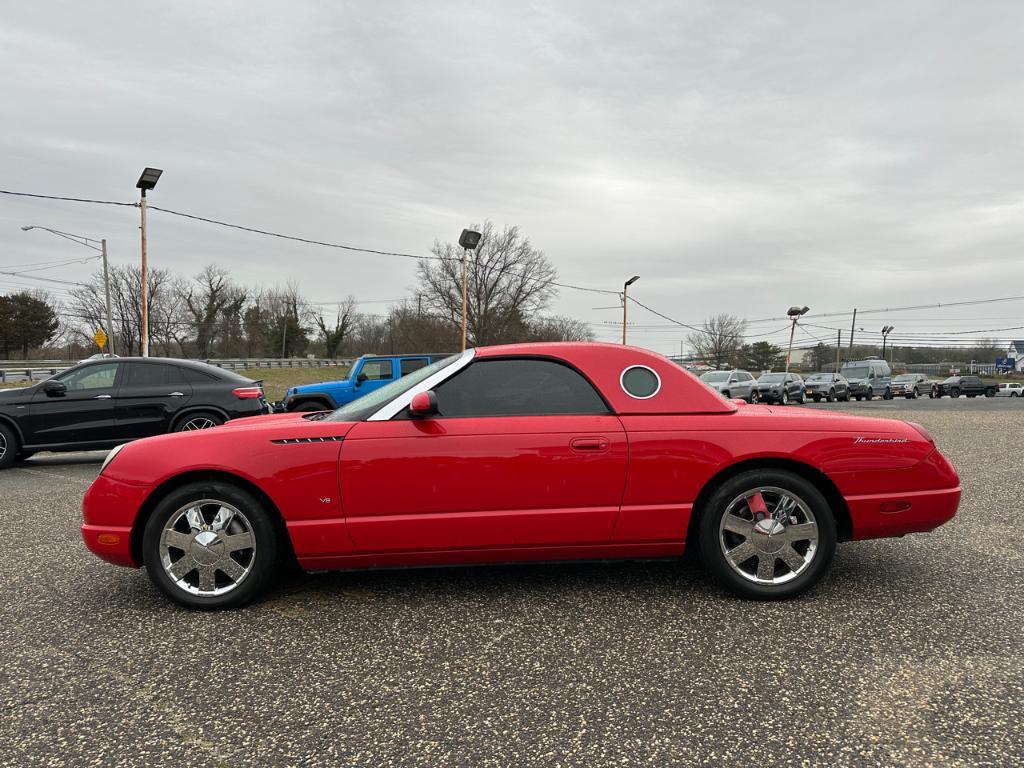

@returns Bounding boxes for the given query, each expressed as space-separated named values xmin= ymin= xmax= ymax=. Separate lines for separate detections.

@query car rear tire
xmin=0 ymin=422 xmax=17 ymax=470
xmin=749 ymin=391 xmax=759 ymax=404
xmin=697 ymin=469 xmax=836 ymax=600
xmin=985 ymin=388 xmax=996 ymax=397
xmin=173 ymin=411 xmax=224 ymax=432
xmin=142 ymin=481 xmax=280 ymax=610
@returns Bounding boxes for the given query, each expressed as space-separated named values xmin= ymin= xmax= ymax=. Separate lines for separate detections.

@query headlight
xmin=101 ymin=443 xmax=127 ymax=474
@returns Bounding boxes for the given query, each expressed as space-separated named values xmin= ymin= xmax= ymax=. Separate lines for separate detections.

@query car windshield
xmin=324 ymin=354 xmax=460 ymax=422
xmin=942 ymin=377 xmax=959 ymax=383
xmin=805 ymin=374 xmax=830 ymax=381
xmin=759 ymin=374 xmax=786 ymax=383
xmin=700 ymin=372 xmax=730 ymax=383
xmin=893 ymin=375 xmax=916 ymax=381
xmin=841 ymin=366 xmax=869 ymax=379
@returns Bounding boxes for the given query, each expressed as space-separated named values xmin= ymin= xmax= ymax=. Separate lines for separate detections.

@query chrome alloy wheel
xmin=159 ymin=500 xmax=256 ymax=597
xmin=0 ymin=430 xmax=6 ymax=462
xmin=718 ymin=486 xmax=819 ymax=585
xmin=181 ymin=416 xmax=217 ymax=431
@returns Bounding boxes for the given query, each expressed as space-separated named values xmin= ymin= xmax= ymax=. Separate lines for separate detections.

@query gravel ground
xmin=0 ymin=403 xmax=1021 ymax=767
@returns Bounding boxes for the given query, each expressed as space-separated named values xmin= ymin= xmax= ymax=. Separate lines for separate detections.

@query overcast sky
xmin=2 ymin=1 xmax=1022 ymax=355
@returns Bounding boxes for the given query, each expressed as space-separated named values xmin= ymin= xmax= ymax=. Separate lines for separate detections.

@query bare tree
xmin=69 ymin=265 xmax=174 ymax=356
xmin=687 ymin=314 xmax=747 ymax=369
xmin=314 ymin=296 xmax=358 ymax=358
xmin=417 ymin=221 xmax=558 ymax=346
xmin=183 ymin=266 xmax=247 ymax=358
xmin=527 ymin=315 xmax=595 ymax=342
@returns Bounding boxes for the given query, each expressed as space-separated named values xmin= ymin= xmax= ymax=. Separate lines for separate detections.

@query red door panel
xmin=340 ymin=415 xmax=628 ymax=552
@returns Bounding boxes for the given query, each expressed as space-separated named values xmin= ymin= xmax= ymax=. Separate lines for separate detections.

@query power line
xmin=146 ymin=205 xmax=619 ymax=297
xmin=0 ymin=189 xmax=135 ymax=207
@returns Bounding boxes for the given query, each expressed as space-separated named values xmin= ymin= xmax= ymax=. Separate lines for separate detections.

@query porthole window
xmin=620 ymin=365 xmax=661 ymax=399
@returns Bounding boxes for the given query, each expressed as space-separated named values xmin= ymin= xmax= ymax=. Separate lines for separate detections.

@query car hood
xmin=0 ymin=384 xmax=37 ymax=402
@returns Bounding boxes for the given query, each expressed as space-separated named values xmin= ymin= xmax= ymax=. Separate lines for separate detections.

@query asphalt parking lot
xmin=1 ymin=400 xmax=1022 ymax=767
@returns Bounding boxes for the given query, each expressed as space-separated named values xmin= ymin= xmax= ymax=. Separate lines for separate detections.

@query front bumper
xmin=81 ymin=474 xmax=153 ymax=568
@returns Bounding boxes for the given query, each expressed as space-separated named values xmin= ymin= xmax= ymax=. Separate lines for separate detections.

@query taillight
xmin=232 ymin=386 xmax=264 ymax=399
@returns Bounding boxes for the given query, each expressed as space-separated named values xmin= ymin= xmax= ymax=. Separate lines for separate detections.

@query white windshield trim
xmin=367 ymin=348 xmax=476 ymax=421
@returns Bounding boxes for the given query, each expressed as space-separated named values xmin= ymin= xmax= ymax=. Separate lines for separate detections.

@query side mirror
xmin=354 ymin=371 xmax=368 ymax=387
xmin=409 ymin=390 xmax=439 ymax=418
xmin=43 ymin=380 xmax=66 ymax=397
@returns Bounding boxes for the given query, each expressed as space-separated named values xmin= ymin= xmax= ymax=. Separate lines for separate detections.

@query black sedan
xmin=0 ymin=357 xmax=269 ymax=469
xmin=754 ymin=372 xmax=806 ymax=405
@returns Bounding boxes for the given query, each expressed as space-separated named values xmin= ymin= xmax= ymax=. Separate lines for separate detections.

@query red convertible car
xmin=82 ymin=343 xmax=960 ymax=609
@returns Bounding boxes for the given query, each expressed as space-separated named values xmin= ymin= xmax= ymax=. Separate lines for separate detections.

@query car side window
xmin=433 ymin=358 xmax=610 ymax=418
xmin=123 ymin=363 xmax=183 ymax=388
xmin=59 ymin=363 xmax=119 ymax=391
xmin=361 ymin=360 xmax=394 ymax=380
xmin=400 ymin=358 xmax=428 ymax=377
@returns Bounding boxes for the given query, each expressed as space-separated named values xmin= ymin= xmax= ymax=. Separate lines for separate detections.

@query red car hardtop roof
xmin=473 ymin=341 xmax=735 ymax=415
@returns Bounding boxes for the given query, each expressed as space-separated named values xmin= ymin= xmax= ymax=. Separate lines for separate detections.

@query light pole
xmin=881 ymin=325 xmax=894 ymax=361
xmin=21 ymin=225 xmax=115 ymax=355
xmin=457 ymin=228 xmax=481 ymax=352
xmin=136 ymin=167 xmax=163 ymax=357
xmin=622 ymin=275 xmax=640 ymax=344
xmin=785 ymin=305 xmax=810 ymax=373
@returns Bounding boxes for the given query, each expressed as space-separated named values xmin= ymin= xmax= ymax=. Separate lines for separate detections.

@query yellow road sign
xmin=93 ymin=329 xmax=108 ymax=350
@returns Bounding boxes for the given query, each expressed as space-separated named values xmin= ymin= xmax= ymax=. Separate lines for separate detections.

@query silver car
xmin=699 ymin=369 xmax=759 ymax=403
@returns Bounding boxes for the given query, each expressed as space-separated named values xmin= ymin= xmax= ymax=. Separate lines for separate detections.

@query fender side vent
xmin=271 ymin=436 xmax=345 ymax=444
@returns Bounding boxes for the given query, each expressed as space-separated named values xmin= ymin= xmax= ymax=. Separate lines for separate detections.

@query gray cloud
xmin=2 ymin=1 xmax=1022 ymax=353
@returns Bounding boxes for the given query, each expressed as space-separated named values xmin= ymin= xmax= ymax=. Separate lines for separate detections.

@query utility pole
xmin=140 ymin=191 xmax=149 ymax=357
xmin=101 ymin=239 xmax=114 ymax=356
xmin=461 ymin=247 xmax=469 ymax=352
xmin=848 ymin=308 xmax=857 ymax=349
xmin=135 ymin=168 xmax=163 ymax=358
xmin=457 ymin=229 xmax=481 ymax=352
xmin=623 ymin=275 xmax=640 ymax=344
xmin=835 ymin=329 xmax=842 ymax=372
xmin=785 ymin=305 xmax=810 ymax=373
xmin=281 ymin=312 xmax=288 ymax=358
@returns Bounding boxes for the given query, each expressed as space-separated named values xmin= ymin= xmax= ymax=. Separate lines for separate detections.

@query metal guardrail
xmin=205 ymin=358 xmax=353 ymax=371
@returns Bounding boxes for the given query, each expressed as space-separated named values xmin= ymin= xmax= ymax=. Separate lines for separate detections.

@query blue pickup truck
xmin=281 ymin=353 xmax=453 ymax=412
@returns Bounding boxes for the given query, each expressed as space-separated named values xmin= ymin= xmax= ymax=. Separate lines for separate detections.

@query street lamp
xmin=881 ymin=325 xmax=895 ymax=361
xmin=785 ymin=305 xmax=810 ymax=373
xmin=136 ymin=167 xmax=163 ymax=357
xmin=21 ymin=225 xmax=115 ymax=355
xmin=457 ymin=228 xmax=481 ymax=352
xmin=622 ymin=275 xmax=640 ymax=345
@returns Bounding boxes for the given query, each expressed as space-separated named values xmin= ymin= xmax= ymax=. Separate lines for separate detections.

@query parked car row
xmin=699 ymin=358 xmax=1012 ymax=406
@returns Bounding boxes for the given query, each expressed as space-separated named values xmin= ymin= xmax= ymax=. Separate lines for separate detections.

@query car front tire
xmin=697 ymin=469 xmax=837 ymax=600
xmin=780 ymin=391 xmax=789 ymax=405
xmin=142 ymin=481 xmax=280 ymax=610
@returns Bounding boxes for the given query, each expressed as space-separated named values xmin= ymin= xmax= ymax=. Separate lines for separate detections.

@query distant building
xmin=1007 ymin=341 xmax=1024 ymax=372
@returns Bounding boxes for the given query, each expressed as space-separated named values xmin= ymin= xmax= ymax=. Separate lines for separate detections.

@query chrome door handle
xmin=570 ymin=436 xmax=610 ymax=452
xmin=93 ymin=394 xmax=112 ymax=400
xmin=168 ymin=392 xmax=185 ymax=397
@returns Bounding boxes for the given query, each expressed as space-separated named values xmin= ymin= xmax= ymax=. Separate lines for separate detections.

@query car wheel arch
xmin=0 ymin=414 xmax=25 ymax=445
xmin=289 ymin=396 xmax=334 ymax=411
xmin=686 ymin=457 xmax=852 ymax=552
xmin=129 ymin=469 xmax=296 ymax=569
xmin=170 ymin=406 xmax=231 ymax=431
